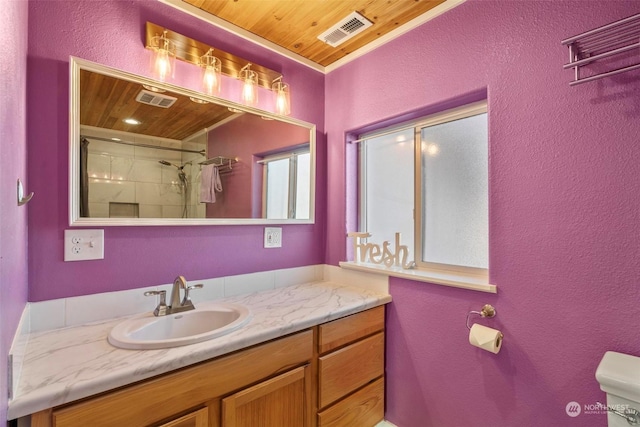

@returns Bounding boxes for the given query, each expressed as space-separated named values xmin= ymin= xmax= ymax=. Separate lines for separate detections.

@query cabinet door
xmin=222 ymin=365 xmax=310 ymax=427
xmin=156 ymin=407 xmax=208 ymax=427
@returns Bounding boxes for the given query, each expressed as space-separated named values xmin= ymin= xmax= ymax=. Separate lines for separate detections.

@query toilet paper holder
xmin=466 ymin=304 xmax=497 ymax=330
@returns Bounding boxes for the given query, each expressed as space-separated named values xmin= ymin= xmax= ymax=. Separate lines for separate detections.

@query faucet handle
xmin=181 ymin=284 xmax=203 ymax=307
xmin=144 ymin=290 xmax=168 ymax=316
xmin=144 ymin=290 xmax=166 ymax=301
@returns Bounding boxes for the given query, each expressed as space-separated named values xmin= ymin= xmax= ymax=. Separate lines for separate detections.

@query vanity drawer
xmin=318 ymin=332 xmax=384 ymax=409
xmin=318 ymin=306 xmax=385 ymax=354
xmin=317 ymin=377 xmax=384 ymax=427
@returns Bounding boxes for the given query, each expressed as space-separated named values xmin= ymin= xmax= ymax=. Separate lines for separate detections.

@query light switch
xmin=64 ymin=229 xmax=104 ymax=261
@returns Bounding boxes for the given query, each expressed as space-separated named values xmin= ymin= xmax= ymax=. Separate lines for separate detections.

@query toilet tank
xmin=597 ymin=351 xmax=640 ymax=402
xmin=596 ymin=351 xmax=640 ymax=426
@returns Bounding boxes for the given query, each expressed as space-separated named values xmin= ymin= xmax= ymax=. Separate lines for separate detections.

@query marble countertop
xmin=8 ymin=281 xmax=391 ymax=420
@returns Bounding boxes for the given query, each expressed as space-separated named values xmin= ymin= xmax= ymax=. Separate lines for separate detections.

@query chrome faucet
xmin=170 ymin=276 xmax=187 ymax=309
xmin=144 ymin=275 xmax=203 ymax=316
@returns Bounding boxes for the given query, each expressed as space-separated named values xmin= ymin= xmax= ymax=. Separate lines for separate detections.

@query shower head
xmin=159 ymin=160 xmax=192 ymax=170
xmin=158 ymin=160 xmax=183 ymax=170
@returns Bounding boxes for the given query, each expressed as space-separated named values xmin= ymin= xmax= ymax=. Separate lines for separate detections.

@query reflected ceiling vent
xmin=317 ymin=11 xmax=373 ymax=47
xmin=135 ymin=89 xmax=177 ymax=108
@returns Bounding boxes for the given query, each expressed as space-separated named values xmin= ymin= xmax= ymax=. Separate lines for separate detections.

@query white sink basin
xmin=108 ymin=303 xmax=251 ymax=350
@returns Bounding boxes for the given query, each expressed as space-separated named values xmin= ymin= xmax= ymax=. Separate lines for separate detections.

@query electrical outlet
xmin=264 ymin=227 xmax=282 ymax=248
xmin=64 ymin=229 xmax=104 ymax=261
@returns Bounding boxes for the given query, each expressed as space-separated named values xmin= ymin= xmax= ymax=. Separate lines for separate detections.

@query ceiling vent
xmin=135 ymin=90 xmax=178 ymax=108
xmin=317 ymin=11 xmax=373 ymax=47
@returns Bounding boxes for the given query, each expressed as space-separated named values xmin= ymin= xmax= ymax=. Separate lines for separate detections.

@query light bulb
xmin=275 ymin=89 xmax=289 ymax=115
xmin=150 ymin=31 xmax=175 ymax=82
xmin=242 ymin=79 xmax=257 ymax=105
xmin=203 ymin=66 xmax=220 ymax=95
xmin=239 ymin=64 xmax=258 ymax=107
xmin=201 ymin=50 xmax=221 ymax=95
xmin=272 ymin=77 xmax=290 ymax=116
xmin=155 ymin=49 xmax=171 ymax=81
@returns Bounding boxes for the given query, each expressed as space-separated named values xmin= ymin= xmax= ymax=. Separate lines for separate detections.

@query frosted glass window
xmin=266 ymin=158 xmax=290 ymax=219
xmin=421 ymin=113 xmax=488 ymax=269
xmin=358 ymin=102 xmax=488 ymax=275
xmin=361 ymin=129 xmax=414 ymax=250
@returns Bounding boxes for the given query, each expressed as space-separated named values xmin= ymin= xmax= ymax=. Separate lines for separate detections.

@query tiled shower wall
xmin=83 ymin=126 xmax=206 ymax=218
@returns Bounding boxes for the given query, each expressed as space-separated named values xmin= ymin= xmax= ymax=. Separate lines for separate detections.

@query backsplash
xmin=28 ymin=265 xmax=321 ymax=332
xmin=24 ymin=264 xmax=387 ymax=333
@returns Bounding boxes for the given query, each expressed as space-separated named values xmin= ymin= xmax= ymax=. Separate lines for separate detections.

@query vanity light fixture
xmin=272 ymin=76 xmax=291 ymax=116
xmin=144 ymin=22 xmax=292 ymax=114
xmin=148 ymin=30 xmax=176 ymax=82
xmin=239 ymin=64 xmax=259 ymax=107
xmin=200 ymin=48 xmax=221 ymax=96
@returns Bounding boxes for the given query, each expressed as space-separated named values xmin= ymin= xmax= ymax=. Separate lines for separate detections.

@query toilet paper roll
xmin=469 ymin=323 xmax=503 ymax=354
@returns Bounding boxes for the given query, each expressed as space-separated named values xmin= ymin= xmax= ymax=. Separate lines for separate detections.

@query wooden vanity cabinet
xmin=30 ymin=306 xmax=386 ymax=427
xmin=42 ymin=330 xmax=313 ymax=427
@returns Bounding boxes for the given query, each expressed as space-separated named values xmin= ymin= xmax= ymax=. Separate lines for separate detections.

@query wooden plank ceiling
xmin=80 ymin=70 xmax=235 ymax=140
xmin=182 ymin=0 xmax=447 ymax=67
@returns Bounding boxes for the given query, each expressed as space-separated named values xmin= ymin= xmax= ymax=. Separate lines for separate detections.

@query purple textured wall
xmin=0 ymin=0 xmax=29 ymax=421
xmin=325 ymin=1 xmax=640 ymax=426
xmin=27 ymin=0 xmax=325 ymax=301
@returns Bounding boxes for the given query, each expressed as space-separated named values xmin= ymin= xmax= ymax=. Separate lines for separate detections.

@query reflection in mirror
xmin=70 ymin=57 xmax=315 ymax=226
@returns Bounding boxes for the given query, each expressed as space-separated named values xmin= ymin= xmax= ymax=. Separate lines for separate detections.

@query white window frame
xmin=356 ymin=101 xmax=490 ymax=287
xmin=261 ymin=147 xmax=310 ymax=219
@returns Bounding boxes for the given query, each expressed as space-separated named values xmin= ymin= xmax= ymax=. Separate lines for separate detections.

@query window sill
xmin=338 ymin=261 xmax=497 ymax=294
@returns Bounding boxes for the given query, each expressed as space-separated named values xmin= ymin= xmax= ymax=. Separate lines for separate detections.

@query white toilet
xmin=596 ymin=351 xmax=640 ymax=426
